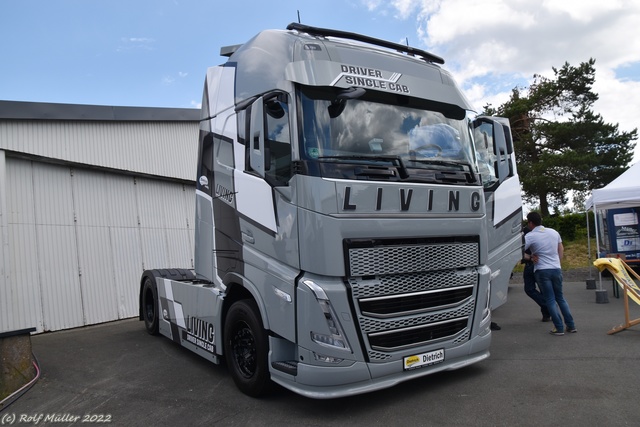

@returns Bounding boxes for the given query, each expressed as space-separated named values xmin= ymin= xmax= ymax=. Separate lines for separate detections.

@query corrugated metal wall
xmin=0 ymin=105 xmax=200 ymax=333
xmin=2 ymin=157 xmax=195 ymax=333
xmin=0 ymin=120 xmax=197 ymax=181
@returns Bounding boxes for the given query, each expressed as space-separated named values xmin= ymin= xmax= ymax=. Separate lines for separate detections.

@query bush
xmin=524 ymin=211 xmax=595 ymax=242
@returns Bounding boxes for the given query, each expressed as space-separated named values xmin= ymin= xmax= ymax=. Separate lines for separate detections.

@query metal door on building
xmin=2 ymin=157 xmax=195 ymax=332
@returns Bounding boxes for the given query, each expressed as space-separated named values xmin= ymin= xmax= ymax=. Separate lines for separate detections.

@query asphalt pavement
xmin=3 ymin=275 xmax=640 ymax=426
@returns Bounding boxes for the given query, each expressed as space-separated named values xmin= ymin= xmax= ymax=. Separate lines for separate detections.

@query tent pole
xmin=586 ymin=210 xmax=593 ymax=279
xmin=594 ymin=201 xmax=603 ymax=291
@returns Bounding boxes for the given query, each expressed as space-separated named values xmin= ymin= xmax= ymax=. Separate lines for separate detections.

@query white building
xmin=0 ymin=101 xmax=200 ymax=333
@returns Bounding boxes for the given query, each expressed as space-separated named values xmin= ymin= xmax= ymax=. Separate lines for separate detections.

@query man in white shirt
xmin=523 ymin=212 xmax=577 ymax=336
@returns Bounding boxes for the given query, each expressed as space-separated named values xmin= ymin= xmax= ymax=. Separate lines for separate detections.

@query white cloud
xmin=127 ymin=37 xmax=155 ymax=43
xmin=593 ymin=68 xmax=640 ymax=136
xmin=163 ymin=72 xmax=189 ymax=85
xmin=369 ymin=0 xmax=640 ymax=161
xmin=542 ymin=0 xmax=625 ymax=23
xmin=116 ymin=37 xmax=156 ymax=52
xmin=389 ymin=0 xmax=421 ymax=19
xmin=419 ymin=0 xmax=537 ymax=45
xmin=361 ymin=0 xmax=383 ymax=11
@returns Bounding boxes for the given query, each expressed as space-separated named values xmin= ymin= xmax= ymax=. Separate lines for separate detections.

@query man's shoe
xmin=549 ymin=328 xmax=564 ymax=336
xmin=490 ymin=322 xmax=501 ymax=331
xmin=566 ymin=327 xmax=577 ymax=333
xmin=542 ymin=316 xmax=551 ymax=322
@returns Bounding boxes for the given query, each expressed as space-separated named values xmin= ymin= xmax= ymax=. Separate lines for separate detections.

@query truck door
xmin=473 ymin=117 xmax=523 ymax=309
xmin=236 ymin=93 xmax=293 ymax=235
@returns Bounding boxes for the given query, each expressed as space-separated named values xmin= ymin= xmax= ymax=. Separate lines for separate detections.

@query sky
xmin=2 ymin=0 xmax=639 ymax=162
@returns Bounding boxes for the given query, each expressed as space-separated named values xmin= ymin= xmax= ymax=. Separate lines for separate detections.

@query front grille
xmin=346 ymin=237 xmax=479 ymax=362
xmin=350 ymin=269 xmax=476 ymax=299
xmin=359 ymin=286 xmax=473 ymax=317
xmin=368 ymin=318 xmax=469 ymax=351
xmin=347 ymin=241 xmax=478 ymax=276
xmin=357 ymin=297 xmax=475 ymax=333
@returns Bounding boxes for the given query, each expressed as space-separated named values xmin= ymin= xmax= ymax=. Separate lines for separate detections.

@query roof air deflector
xmin=286 ymin=22 xmax=445 ymax=65
xmin=220 ymin=44 xmax=243 ymax=57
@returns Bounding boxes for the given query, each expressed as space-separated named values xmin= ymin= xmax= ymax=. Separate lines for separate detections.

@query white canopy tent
xmin=584 ymin=162 xmax=640 ymax=289
xmin=585 ymin=162 xmax=640 ymax=211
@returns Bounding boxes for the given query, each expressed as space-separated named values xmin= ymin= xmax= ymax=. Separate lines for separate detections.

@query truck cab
xmin=140 ymin=23 xmax=522 ymax=398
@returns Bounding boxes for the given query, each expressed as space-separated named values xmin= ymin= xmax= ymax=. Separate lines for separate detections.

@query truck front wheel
xmin=224 ymin=299 xmax=270 ymax=397
xmin=141 ymin=277 xmax=159 ymax=335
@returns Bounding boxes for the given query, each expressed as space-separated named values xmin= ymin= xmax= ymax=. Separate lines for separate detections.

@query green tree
xmin=484 ymin=59 xmax=637 ymax=216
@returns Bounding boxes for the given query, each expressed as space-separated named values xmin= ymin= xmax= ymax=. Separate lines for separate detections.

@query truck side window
xmin=237 ymin=110 xmax=247 ymax=145
xmin=197 ymin=133 xmax=214 ymax=196
xmin=264 ymin=95 xmax=292 ymax=184
xmin=215 ymin=133 xmax=234 ymax=168
xmin=473 ymin=123 xmax=499 ymax=188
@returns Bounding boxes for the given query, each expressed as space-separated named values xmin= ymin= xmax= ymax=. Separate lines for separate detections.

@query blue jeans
xmin=534 ymin=269 xmax=575 ymax=332
xmin=523 ymin=263 xmax=550 ymax=318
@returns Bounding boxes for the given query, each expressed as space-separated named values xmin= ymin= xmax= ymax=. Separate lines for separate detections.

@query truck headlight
xmin=483 ymin=279 xmax=491 ymax=321
xmin=477 ymin=265 xmax=491 ymax=322
xmin=303 ymin=279 xmax=351 ymax=352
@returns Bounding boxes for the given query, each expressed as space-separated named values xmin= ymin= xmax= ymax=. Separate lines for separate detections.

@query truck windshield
xmin=298 ymin=86 xmax=476 ymax=180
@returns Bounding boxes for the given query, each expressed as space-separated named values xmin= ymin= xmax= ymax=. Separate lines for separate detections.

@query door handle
xmin=242 ymin=230 xmax=255 ymax=244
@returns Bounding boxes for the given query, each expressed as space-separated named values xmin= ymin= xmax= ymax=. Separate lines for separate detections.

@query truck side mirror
xmin=492 ymin=121 xmax=511 ymax=182
xmin=249 ymin=97 xmax=266 ymax=177
xmin=473 ymin=116 xmax=514 ymax=185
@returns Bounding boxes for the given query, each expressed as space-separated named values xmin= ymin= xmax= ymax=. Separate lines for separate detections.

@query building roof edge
xmin=0 ymin=100 xmax=200 ymax=121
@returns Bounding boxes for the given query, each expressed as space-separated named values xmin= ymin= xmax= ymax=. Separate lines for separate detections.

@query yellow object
xmin=593 ymin=258 xmax=640 ymax=334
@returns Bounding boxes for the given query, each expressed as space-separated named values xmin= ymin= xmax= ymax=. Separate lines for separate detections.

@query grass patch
xmin=512 ymin=236 xmax=597 ymax=273
xmin=563 ymin=237 xmax=598 ymax=269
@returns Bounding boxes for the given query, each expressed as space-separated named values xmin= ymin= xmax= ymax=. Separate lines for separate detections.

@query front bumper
xmin=269 ymin=329 xmax=491 ymax=399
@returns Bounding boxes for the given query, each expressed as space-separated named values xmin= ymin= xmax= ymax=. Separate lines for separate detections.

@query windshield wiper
xmin=317 ymin=155 xmax=409 ymax=179
xmin=409 ymin=159 xmax=478 ymax=184
xmin=409 ymin=158 xmax=466 ymax=168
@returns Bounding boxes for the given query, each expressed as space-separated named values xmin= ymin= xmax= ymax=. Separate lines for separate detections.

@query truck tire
xmin=224 ymin=299 xmax=270 ymax=397
xmin=141 ymin=277 xmax=159 ymax=335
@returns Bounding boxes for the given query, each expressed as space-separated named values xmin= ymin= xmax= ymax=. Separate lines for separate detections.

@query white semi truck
xmin=139 ymin=23 xmax=523 ymax=399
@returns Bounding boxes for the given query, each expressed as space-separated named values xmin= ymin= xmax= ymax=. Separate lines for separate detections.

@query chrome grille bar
xmin=345 ymin=237 xmax=480 ymax=361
